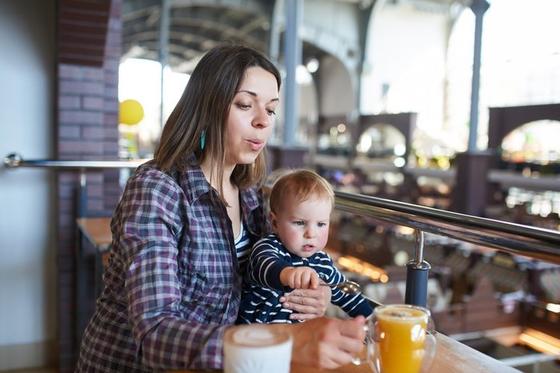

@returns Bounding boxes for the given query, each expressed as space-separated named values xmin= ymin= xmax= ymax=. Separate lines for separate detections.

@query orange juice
xmin=376 ymin=305 xmax=428 ymax=373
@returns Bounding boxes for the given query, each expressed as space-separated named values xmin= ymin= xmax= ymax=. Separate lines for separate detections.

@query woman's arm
xmin=119 ymin=170 xmax=225 ymax=370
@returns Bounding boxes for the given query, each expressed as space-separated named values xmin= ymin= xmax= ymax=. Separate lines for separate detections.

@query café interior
xmin=1 ymin=0 xmax=559 ymax=372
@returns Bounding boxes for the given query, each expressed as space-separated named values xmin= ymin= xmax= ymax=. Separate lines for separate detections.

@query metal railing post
xmin=404 ymin=230 xmax=431 ymax=307
xmin=78 ymin=169 xmax=88 ymax=218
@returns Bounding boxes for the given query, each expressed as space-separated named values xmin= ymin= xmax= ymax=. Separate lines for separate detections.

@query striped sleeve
xmin=331 ymin=288 xmax=373 ymax=318
xmin=247 ymin=237 xmax=292 ymax=291
xmin=316 ymin=254 xmax=374 ymax=318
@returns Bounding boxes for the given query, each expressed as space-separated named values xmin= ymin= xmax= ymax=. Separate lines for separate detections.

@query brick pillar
xmin=267 ymin=145 xmax=308 ymax=171
xmin=56 ymin=0 xmax=122 ymax=371
xmin=102 ymin=2 xmax=122 ymax=212
xmin=450 ymin=151 xmax=499 ymax=216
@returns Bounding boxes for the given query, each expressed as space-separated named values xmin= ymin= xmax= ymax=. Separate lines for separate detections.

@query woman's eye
xmin=266 ymin=109 xmax=276 ymax=116
xmin=236 ymin=103 xmax=251 ymax=110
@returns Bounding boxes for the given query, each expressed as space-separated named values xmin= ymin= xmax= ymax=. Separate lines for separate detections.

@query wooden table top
xmin=77 ymin=217 xmax=112 ymax=251
xmin=292 ymin=332 xmax=519 ymax=372
xmin=174 ymin=332 xmax=520 ymax=373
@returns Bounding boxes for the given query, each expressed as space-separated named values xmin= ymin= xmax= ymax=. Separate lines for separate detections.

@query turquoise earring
xmin=199 ymin=130 xmax=206 ymax=151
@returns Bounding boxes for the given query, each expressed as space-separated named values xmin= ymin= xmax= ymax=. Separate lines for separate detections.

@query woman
xmin=76 ymin=44 xmax=365 ymax=372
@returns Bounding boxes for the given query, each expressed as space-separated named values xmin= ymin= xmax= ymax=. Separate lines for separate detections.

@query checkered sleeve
xmin=118 ymin=171 xmax=226 ymax=370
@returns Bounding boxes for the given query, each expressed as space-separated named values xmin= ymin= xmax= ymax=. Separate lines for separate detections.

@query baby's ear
xmin=269 ymin=212 xmax=278 ymax=230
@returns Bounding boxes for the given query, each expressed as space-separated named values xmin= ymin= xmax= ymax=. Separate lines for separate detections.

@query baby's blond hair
xmin=269 ymin=169 xmax=334 ymax=214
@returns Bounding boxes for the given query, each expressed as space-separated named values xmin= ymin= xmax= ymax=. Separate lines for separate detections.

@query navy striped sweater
xmin=237 ymin=233 xmax=373 ymax=324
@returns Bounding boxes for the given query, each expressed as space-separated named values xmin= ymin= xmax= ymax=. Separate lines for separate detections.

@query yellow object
xmin=376 ymin=305 xmax=428 ymax=373
xmin=119 ymin=99 xmax=144 ymax=125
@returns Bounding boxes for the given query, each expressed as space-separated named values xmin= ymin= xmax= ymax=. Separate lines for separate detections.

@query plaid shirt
xmin=76 ymin=156 xmax=266 ymax=372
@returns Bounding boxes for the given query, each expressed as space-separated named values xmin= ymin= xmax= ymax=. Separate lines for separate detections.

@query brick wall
xmin=55 ymin=0 xmax=122 ymax=371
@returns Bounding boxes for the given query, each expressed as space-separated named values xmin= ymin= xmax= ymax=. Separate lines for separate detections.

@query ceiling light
xmin=306 ymin=58 xmax=319 ymax=73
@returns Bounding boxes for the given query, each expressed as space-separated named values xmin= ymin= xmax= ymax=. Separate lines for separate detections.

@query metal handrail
xmin=335 ymin=191 xmax=560 ymax=265
xmin=3 ymin=153 xmax=151 ymax=218
xmin=6 ymin=153 xmax=559 ymax=265
xmin=6 ymin=153 xmax=560 ymax=304
xmin=3 ymin=153 xmax=148 ymax=169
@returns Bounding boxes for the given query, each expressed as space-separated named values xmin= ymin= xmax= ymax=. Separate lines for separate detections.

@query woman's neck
xmin=200 ymin=157 xmax=235 ymax=191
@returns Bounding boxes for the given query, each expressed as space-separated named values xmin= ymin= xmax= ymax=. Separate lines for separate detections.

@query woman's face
xmin=225 ymin=66 xmax=279 ymax=166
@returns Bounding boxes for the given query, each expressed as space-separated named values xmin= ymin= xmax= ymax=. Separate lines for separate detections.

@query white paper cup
xmin=224 ymin=324 xmax=293 ymax=373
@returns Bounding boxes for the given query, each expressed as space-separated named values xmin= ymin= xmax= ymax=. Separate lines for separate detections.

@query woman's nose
xmin=252 ymin=107 xmax=271 ymax=128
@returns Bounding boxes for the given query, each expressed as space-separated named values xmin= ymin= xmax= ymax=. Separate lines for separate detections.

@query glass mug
xmin=356 ymin=304 xmax=437 ymax=373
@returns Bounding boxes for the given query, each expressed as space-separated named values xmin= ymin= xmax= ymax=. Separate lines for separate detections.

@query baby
xmin=238 ymin=169 xmax=373 ymax=324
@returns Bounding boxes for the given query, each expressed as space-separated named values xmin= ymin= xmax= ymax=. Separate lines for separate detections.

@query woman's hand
xmin=288 ymin=316 xmax=367 ymax=369
xmin=279 ymin=285 xmax=331 ymax=320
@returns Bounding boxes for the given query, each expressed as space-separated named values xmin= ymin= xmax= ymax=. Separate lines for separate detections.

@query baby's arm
xmin=247 ymin=238 xmax=292 ymax=290
xmin=279 ymin=267 xmax=320 ymax=289
xmin=327 ymin=263 xmax=373 ymax=317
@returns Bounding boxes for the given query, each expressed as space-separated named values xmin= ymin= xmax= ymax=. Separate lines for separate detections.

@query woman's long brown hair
xmin=154 ymin=45 xmax=281 ymax=200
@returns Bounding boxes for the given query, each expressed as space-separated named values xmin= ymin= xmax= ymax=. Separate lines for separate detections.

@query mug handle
xmin=351 ymin=323 xmax=374 ymax=365
xmin=421 ymin=319 xmax=438 ymax=372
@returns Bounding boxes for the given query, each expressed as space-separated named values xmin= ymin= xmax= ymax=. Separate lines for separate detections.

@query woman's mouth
xmin=246 ymin=139 xmax=265 ymax=151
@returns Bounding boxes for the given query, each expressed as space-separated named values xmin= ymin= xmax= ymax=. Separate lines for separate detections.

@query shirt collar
xmin=179 ymin=153 xmax=212 ymax=203
xmin=240 ymin=185 xmax=259 ymax=212
xmin=179 ymin=153 xmax=260 ymax=213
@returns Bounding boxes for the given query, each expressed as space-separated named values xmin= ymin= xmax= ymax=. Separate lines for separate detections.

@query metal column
xmin=159 ymin=0 xmax=170 ymax=128
xmin=283 ymin=0 xmax=302 ymax=146
xmin=467 ymin=0 xmax=490 ymax=152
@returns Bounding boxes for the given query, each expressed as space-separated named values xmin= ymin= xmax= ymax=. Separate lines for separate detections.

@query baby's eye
xmin=293 ymin=220 xmax=305 ymax=226
xmin=317 ymin=222 xmax=327 ymax=227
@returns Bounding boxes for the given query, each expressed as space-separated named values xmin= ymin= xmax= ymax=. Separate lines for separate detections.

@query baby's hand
xmin=280 ymin=267 xmax=320 ymax=289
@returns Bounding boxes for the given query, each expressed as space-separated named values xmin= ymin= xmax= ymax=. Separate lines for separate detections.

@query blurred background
xmin=0 ymin=0 xmax=559 ymax=372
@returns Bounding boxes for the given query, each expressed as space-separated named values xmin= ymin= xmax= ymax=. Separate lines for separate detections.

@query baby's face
xmin=271 ymin=194 xmax=332 ymax=258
